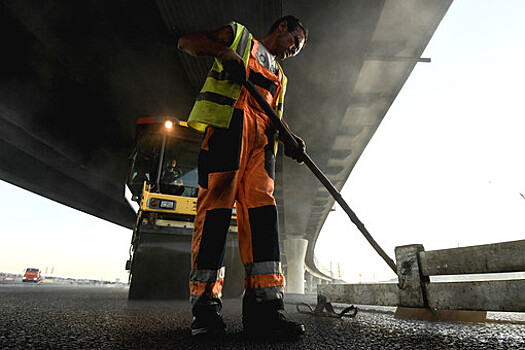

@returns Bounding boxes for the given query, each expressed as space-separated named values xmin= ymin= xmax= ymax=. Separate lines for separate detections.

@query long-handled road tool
xmin=243 ymin=80 xmax=397 ymax=273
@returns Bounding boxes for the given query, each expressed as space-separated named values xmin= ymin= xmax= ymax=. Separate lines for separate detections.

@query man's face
xmin=275 ymin=23 xmax=306 ymax=60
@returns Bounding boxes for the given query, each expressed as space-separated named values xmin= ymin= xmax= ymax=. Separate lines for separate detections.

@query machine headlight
xmin=164 ymin=120 xmax=173 ymax=129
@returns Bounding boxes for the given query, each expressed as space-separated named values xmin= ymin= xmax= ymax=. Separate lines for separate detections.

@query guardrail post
xmin=395 ymin=244 xmax=428 ymax=308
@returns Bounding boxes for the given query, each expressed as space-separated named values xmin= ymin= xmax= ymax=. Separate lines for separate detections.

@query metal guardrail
xmin=318 ymin=239 xmax=525 ymax=313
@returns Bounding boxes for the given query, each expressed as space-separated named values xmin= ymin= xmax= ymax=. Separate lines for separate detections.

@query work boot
xmin=243 ymin=299 xmax=305 ymax=339
xmin=191 ymin=305 xmax=226 ymax=338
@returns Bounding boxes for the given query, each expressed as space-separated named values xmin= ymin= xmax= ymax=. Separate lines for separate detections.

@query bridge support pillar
xmin=313 ymin=276 xmax=321 ymax=290
xmin=283 ymin=237 xmax=308 ymax=294
xmin=305 ymin=273 xmax=313 ymax=293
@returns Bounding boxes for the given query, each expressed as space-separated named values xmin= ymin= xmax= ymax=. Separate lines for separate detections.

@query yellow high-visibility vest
xmin=187 ymin=22 xmax=287 ymax=132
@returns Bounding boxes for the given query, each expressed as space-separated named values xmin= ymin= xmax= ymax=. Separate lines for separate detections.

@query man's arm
xmin=177 ymin=25 xmax=247 ymax=83
xmin=177 ymin=26 xmax=234 ymax=58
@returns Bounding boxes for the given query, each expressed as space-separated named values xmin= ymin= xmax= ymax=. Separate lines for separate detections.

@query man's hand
xmin=283 ymin=134 xmax=306 ymax=164
xmin=218 ymin=48 xmax=246 ymax=84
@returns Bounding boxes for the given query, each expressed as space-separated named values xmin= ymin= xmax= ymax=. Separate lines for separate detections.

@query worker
xmin=161 ymin=159 xmax=184 ymax=195
xmin=178 ymin=15 xmax=308 ymax=339
xmin=162 ymin=159 xmax=182 ymax=182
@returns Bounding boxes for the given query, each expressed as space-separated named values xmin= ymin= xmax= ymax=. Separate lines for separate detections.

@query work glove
xmin=283 ymin=134 xmax=306 ymax=164
xmin=218 ymin=48 xmax=246 ymax=84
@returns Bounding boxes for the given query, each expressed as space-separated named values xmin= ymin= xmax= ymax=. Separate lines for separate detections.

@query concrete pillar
xmin=283 ymin=237 xmax=308 ymax=294
xmin=305 ymin=273 xmax=313 ymax=293
xmin=313 ymin=277 xmax=321 ymax=292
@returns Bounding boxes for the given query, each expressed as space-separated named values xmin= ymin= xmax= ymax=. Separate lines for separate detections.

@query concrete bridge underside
xmin=0 ymin=1 xmax=453 ymax=293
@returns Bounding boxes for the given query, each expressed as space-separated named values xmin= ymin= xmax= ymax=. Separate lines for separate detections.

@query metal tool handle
xmin=243 ymin=80 xmax=397 ymax=273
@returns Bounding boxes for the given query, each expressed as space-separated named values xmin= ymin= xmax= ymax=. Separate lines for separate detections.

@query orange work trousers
xmin=189 ymin=83 xmax=285 ymax=310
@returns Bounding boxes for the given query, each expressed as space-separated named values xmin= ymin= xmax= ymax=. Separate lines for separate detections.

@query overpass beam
xmin=283 ymin=237 xmax=308 ymax=294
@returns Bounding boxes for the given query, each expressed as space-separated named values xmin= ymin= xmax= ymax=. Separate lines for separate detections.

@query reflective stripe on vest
xmin=187 ymin=22 xmax=287 ymax=132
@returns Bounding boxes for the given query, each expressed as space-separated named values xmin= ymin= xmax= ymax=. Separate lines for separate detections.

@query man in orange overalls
xmin=178 ymin=16 xmax=307 ymax=339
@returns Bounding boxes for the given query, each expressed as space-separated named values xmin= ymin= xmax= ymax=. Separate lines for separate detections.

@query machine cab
xmin=125 ymin=117 xmax=202 ymax=213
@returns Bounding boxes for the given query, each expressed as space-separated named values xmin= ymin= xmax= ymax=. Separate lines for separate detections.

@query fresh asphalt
xmin=0 ymin=283 xmax=524 ymax=349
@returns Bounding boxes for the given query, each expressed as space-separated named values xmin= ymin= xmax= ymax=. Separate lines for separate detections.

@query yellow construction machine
xmin=124 ymin=117 xmax=242 ymax=299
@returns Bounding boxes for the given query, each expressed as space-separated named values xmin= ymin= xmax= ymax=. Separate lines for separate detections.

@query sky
xmin=315 ymin=0 xmax=525 ymax=282
xmin=0 ymin=181 xmax=131 ymax=282
xmin=1 ymin=1 xmax=524 ymax=283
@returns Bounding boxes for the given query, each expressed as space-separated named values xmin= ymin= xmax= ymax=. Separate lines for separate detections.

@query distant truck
xmin=22 ymin=268 xmax=42 ymax=283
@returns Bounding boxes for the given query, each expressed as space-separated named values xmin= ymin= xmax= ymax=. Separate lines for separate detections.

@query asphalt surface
xmin=1 ymin=283 xmax=524 ymax=349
